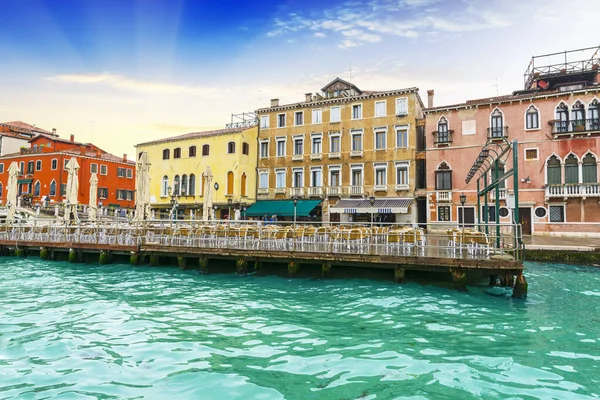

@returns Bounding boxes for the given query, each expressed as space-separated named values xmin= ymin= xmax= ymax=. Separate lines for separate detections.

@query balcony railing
xmin=257 ymin=188 xmax=270 ymax=196
xmin=326 ymin=186 xmax=343 ymax=196
xmin=349 ymin=185 xmax=364 ymax=196
xmin=487 ymin=126 xmax=509 ymax=139
xmin=545 ymin=183 xmax=600 ymax=198
xmin=436 ymin=190 xmax=452 ymax=202
xmin=489 ymin=188 xmax=507 ymax=201
xmin=289 ymin=187 xmax=304 ymax=197
xmin=307 ymin=187 xmax=323 ymax=197
xmin=432 ymin=130 xmax=453 ymax=145
xmin=550 ymin=118 xmax=600 ymax=135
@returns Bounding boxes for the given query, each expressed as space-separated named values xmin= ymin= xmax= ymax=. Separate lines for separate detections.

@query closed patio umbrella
xmin=64 ymin=157 xmax=80 ymax=223
xmin=133 ymin=152 xmax=151 ymax=221
xmin=6 ymin=162 xmax=18 ymax=222
xmin=88 ymin=172 xmax=98 ymax=221
xmin=202 ymin=166 xmax=213 ymax=221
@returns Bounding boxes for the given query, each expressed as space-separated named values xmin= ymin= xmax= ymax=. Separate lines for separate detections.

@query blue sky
xmin=0 ymin=0 xmax=597 ymax=156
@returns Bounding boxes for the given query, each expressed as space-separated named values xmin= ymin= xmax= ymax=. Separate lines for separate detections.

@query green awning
xmin=245 ymin=200 xmax=321 ymax=217
xmin=17 ymin=179 xmax=32 ymax=184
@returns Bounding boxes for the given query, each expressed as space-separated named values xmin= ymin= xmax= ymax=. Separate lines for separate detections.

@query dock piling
xmin=177 ymin=254 xmax=187 ymax=269
xmin=99 ymin=250 xmax=110 ymax=265
xmin=236 ymin=258 xmax=248 ymax=275
xmin=322 ymin=262 xmax=332 ymax=278
xmin=130 ymin=252 xmax=139 ymax=265
xmin=288 ymin=260 xmax=299 ymax=277
xmin=512 ymin=273 xmax=528 ymax=299
xmin=394 ymin=267 xmax=405 ymax=283
xmin=451 ymin=268 xmax=467 ymax=291
xmin=149 ymin=254 xmax=160 ymax=266
xmin=199 ymin=256 xmax=208 ymax=273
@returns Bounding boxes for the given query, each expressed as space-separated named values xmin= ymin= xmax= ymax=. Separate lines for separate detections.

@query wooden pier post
xmin=199 ymin=256 xmax=208 ymax=273
xmin=512 ymin=273 xmax=528 ymax=299
xmin=322 ymin=262 xmax=332 ymax=278
xmin=451 ymin=268 xmax=467 ymax=291
xmin=253 ymin=258 xmax=262 ymax=274
xmin=394 ymin=267 xmax=405 ymax=283
xmin=130 ymin=252 xmax=139 ymax=265
xmin=288 ymin=260 xmax=299 ymax=277
xmin=177 ymin=254 xmax=187 ymax=269
xmin=99 ymin=250 xmax=110 ymax=265
xmin=236 ymin=258 xmax=248 ymax=275
xmin=69 ymin=249 xmax=77 ymax=263
xmin=40 ymin=247 xmax=49 ymax=260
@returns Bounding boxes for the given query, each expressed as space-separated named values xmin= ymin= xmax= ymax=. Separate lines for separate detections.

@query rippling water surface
xmin=1 ymin=258 xmax=600 ymax=399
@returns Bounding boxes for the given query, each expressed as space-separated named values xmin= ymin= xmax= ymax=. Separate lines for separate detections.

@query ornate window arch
xmin=555 ymin=102 xmax=569 ymax=133
xmin=181 ymin=174 xmax=188 ymax=196
xmin=49 ymin=179 xmax=57 ymax=196
xmin=582 ymin=152 xmax=598 ymax=184
xmin=546 ymin=154 xmax=562 ymax=185
xmin=189 ymin=174 xmax=196 ymax=196
xmin=435 ymin=161 xmax=452 ymax=190
xmin=564 ymin=153 xmax=580 ymax=184
xmin=161 ymin=175 xmax=169 ymax=196
xmin=490 ymin=108 xmax=504 ymax=137
xmin=525 ymin=104 xmax=539 ymax=130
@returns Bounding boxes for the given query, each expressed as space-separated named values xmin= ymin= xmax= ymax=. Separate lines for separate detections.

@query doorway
xmin=518 ymin=207 xmax=532 ymax=235
xmin=458 ymin=206 xmax=476 ymax=228
xmin=416 ymin=197 xmax=427 ymax=229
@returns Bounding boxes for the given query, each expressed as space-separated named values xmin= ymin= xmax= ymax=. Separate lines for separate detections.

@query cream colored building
xmin=136 ymin=125 xmax=258 ymax=219
xmin=251 ymin=78 xmax=424 ymax=223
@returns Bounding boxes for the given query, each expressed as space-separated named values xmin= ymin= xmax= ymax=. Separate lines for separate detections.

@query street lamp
xmin=292 ymin=195 xmax=298 ymax=227
xmin=369 ymin=195 xmax=376 ymax=236
xmin=227 ymin=197 xmax=232 ymax=220
xmin=213 ymin=204 xmax=218 ymax=220
xmin=459 ymin=193 xmax=467 ymax=230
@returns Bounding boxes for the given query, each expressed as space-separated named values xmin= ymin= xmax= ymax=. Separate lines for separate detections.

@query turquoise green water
xmin=1 ymin=259 xmax=599 ymax=400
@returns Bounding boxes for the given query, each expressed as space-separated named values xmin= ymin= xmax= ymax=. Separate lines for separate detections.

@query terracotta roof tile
xmin=0 ymin=121 xmax=52 ymax=134
xmin=136 ymin=127 xmax=249 ymax=147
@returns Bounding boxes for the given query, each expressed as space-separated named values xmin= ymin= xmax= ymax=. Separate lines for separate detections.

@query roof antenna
xmin=490 ymin=78 xmax=499 ymax=96
xmin=347 ymin=62 xmax=353 ymax=82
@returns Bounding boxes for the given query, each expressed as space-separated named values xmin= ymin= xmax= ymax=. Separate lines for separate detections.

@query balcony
xmin=545 ymin=183 xmax=600 ymax=198
xmin=326 ymin=186 xmax=343 ymax=196
xmin=328 ymin=152 xmax=341 ymax=159
xmin=289 ymin=187 xmax=304 ymax=197
xmin=550 ymin=118 xmax=600 ymax=136
xmin=350 ymin=150 xmax=363 ymax=157
xmin=307 ymin=186 xmax=323 ymax=197
xmin=310 ymin=153 xmax=323 ymax=160
xmin=257 ymin=188 xmax=270 ymax=196
xmin=489 ymin=188 xmax=508 ymax=201
xmin=487 ymin=126 xmax=509 ymax=139
xmin=432 ymin=130 xmax=453 ymax=146
xmin=292 ymin=154 xmax=304 ymax=161
xmin=436 ymin=190 xmax=452 ymax=202
xmin=349 ymin=185 xmax=364 ymax=196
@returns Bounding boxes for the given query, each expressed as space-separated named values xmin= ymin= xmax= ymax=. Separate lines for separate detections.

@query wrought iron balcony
xmin=436 ymin=190 xmax=452 ymax=202
xmin=550 ymin=118 xmax=600 ymax=135
xmin=487 ymin=126 xmax=509 ymax=139
xmin=545 ymin=183 xmax=600 ymax=198
xmin=432 ymin=130 xmax=453 ymax=145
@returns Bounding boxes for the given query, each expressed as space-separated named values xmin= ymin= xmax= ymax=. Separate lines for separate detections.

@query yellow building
xmin=136 ymin=124 xmax=258 ymax=219
xmin=252 ymin=78 xmax=424 ymax=224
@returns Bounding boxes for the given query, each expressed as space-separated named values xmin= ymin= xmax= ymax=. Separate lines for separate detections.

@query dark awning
xmin=17 ymin=179 xmax=32 ymax=184
xmin=245 ymin=200 xmax=321 ymax=217
xmin=330 ymin=198 xmax=413 ymax=214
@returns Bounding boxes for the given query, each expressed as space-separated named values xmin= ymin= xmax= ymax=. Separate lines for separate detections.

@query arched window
xmin=565 ymin=154 xmax=579 ymax=184
xmin=571 ymin=101 xmax=585 ymax=129
xmin=202 ymin=144 xmax=210 ymax=156
xmin=588 ymin=100 xmax=599 ymax=130
xmin=181 ymin=174 xmax=188 ymax=196
xmin=173 ymin=175 xmax=181 ymax=195
xmin=49 ymin=180 xmax=57 ymax=196
xmin=490 ymin=109 xmax=504 ymax=138
xmin=582 ymin=153 xmax=598 ymax=183
xmin=525 ymin=105 xmax=539 ymax=130
xmin=546 ymin=155 xmax=561 ymax=185
xmin=241 ymin=173 xmax=247 ymax=197
xmin=242 ymin=142 xmax=249 ymax=155
xmin=555 ymin=102 xmax=569 ymax=133
xmin=189 ymin=174 xmax=196 ymax=196
xmin=435 ymin=162 xmax=452 ymax=190
xmin=34 ymin=181 xmax=40 ymax=196
xmin=227 ymin=142 xmax=235 ymax=154
xmin=188 ymin=146 xmax=196 ymax=157
xmin=162 ymin=176 xmax=169 ymax=196
xmin=227 ymin=171 xmax=234 ymax=195
xmin=437 ymin=116 xmax=449 ymax=143
xmin=491 ymin=161 xmax=505 ymax=188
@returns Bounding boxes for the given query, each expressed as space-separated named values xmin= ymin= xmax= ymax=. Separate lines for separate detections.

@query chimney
xmin=270 ymin=98 xmax=279 ymax=107
xmin=305 ymin=93 xmax=312 ymax=102
xmin=427 ymin=90 xmax=435 ymax=108
xmin=70 ymin=134 xmax=74 ymax=142
xmin=52 ymin=128 xmax=56 ymax=135
xmin=123 ymin=153 xmax=127 ymax=162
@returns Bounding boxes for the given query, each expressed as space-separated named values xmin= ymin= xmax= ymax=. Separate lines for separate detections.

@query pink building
xmin=424 ymin=46 xmax=600 ymax=237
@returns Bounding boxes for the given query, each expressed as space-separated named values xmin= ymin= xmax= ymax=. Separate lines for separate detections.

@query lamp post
xmin=369 ymin=195 xmax=375 ymax=247
xmin=213 ymin=204 xmax=218 ymax=220
xmin=227 ymin=197 xmax=232 ymax=220
xmin=213 ymin=182 xmax=219 ymax=220
xmin=292 ymin=195 xmax=298 ymax=227
xmin=460 ymin=193 xmax=467 ymax=230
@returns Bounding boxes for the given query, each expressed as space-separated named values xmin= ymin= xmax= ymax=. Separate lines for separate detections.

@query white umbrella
xmin=6 ymin=162 xmax=18 ymax=222
xmin=88 ymin=172 xmax=98 ymax=221
xmin=133 ymin=152 xmax=151 ymax=221
xmin=64 ymin=157 xmax=80 ymax=223
xmin=202 ymin=166 xmax=213 ymax=221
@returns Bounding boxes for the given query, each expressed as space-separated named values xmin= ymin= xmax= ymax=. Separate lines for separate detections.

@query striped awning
xmin=330 ymin=198 xmax=413 ymax=214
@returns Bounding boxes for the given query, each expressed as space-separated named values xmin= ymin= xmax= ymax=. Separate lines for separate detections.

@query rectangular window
xmin=375 ymin=101 xmax=386 ymax=117
xmin=375 ymin=129 xmax=386 ymax=150
xmin=329 ymin=168 xmax=340 ymax=187
xmin=0 ymin=164 xmax=4 ymax=173
xmin=351 ymin=132 xmax=362 ymax=151
xmin=311 ymin=168 xmax=322 ymax=187
xmin=275 ymin=169 xmax=286 ymax=188
xmin=481 ymin=206 xmax=496 ymax=222
xmin=292 ymin=169 xmax=304 ymax=187
xmin=351 ymin=167 xmax=363 ymax=186
xmin=396 ymin=97 xmax=408 ymax=116
xmin=352 ymin=104 xmax=362 ymax=120
xmin=174 ymin=148 xmax=181 ymax=158
xmin=117 ymin=189 xmax=125 ymax=200
xmin=329 ymin=135 xmax=340 ymax=154
xmin=438 ymin=206 xmax=450 ymax=222
xmin=312 ymin=136 xmax=322 ymax=154
xmin=526 ymin=110 xmax=539 ymax=129
xmin=259 ymin=172 xmax=269 ymax=189
xmin=260 ymin=115 xmax=270 ymax=129
xmin=91 ymin=163 xmax=98 ymax=174
xmin=100 ymin=165 xmax=108 ymax=175
xmin=396 ymin=126 xmax=408 ymax=148
xmin=63 ymin=159 xmax=69 ymax=170
xmin=549 ymin=205 xmax=565 ymax=222
xmin=98 ymin=187 xmax=108 ymax=199
xmin=293 ymin=137 xmax=303 ymax=155
xmin=525 ymin=148 xmax=538 ymax=160
xmin=36 ymin=160 xmax=42 ymax=171
xmin=162 ymin=149 xmax=170 ymax=159
xmin=260 ymin=140 xmax=269 ymax=158
xmin=189 ymin=146 xmax=197 ymax=157
xmin=117 ymin=168 xmax=126 ymax=177
xmin=312 ymin=109 xmax=322 ymax=124
xmin=60 ymin=184 xmax=67 ymax=196
xmin=276 ymin=138 xmax=286 ymax=157
xmin=330 ymin=106 xmax=341 ymax=122
xmin=295 ymin=111 xmax=304 ymax=126
xmin=374 ymin=165 xmax=387 ymax=186
xmin=277 ymin=113 xmax=286 ymax=127
xmin=51 ymin=159 xmax=58 ymax=170
xmin=396 ymin=163 xmax=409 ymax=187
xmin=242 ymin=142 xmax=249 ymax=155
xmin=435 ymin=171 xmax=452 ymax=190
xmin=126 ymin=168 xmax=133 ymax=178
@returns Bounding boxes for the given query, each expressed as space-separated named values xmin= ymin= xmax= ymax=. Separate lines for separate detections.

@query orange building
xmin=0 ymin=133 xmax=136 ymax=211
